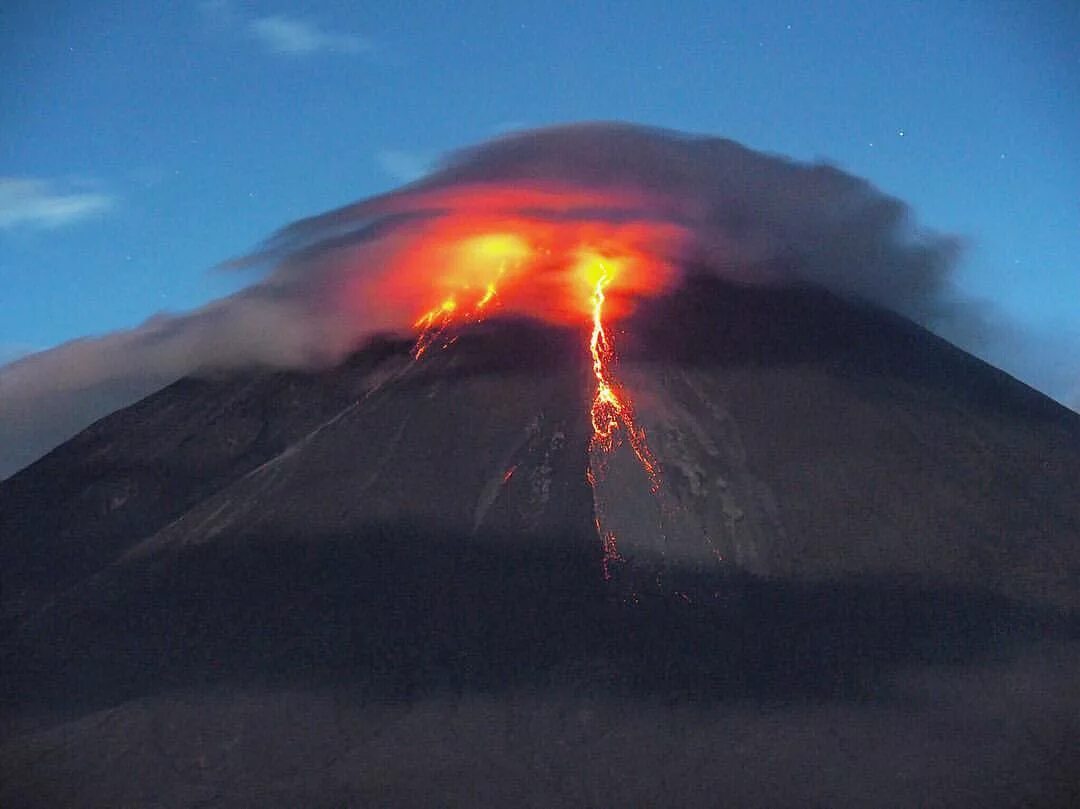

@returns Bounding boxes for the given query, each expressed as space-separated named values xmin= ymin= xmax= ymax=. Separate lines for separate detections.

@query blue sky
xmin=2 ymin=1 xmax=1078 ymax=396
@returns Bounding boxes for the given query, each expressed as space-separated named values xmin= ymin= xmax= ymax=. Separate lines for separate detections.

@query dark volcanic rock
xmin=2 ymin=282 xmax=1078 ymax=808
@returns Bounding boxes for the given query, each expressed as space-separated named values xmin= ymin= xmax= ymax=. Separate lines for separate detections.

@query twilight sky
xmin=2 ymin=1 xmax=1078 ymax=402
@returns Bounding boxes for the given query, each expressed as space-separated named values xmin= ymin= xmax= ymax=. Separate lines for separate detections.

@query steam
xmin=0 ymin=122 xmax=1064 ymax=478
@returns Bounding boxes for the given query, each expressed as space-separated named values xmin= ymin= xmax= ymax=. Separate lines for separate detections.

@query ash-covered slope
xmin=619 ymin=278 xmax=1080 ymax=610
xmin=0 ymin=338 xmax=408 ymax=624
xmin=2 ymin=280 xmax=1079 ymax=808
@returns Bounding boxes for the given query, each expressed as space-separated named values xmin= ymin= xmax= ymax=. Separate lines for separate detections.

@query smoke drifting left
xmin=0 ymin=122 xmax=985 ymax=478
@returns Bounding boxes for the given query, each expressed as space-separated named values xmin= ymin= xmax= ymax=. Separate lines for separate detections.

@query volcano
xmin=2 ymin=277 xmax=1079 ymax=808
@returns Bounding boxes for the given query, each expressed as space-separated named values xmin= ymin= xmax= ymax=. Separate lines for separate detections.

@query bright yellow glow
xmin=411 ymin=233 xmax=533 ymax=357
xmin=462 ymin=233 xmax=531 ymax=262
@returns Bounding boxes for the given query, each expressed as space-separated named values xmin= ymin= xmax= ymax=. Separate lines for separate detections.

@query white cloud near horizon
xmin=0 ymin=178 xmax=114 ymax=229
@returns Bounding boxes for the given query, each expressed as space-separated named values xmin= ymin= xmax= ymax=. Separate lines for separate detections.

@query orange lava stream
xmin=412 ymin=297 xmax=458 ymax=358
xmin=405 ymin=227 xmax=666 ymax=580
xmin=584 ymin=256 xmax=661 ymax=492
xmin=409 ymin=234 xmax=523 ymax=358
xmin=410 ymin=275 xmax=504 ymax=358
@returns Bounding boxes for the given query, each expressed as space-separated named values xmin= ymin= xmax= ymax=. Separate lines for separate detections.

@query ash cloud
xmin=0 ymin=122 xmax=1066 ymax=478
xmin=424 ymin=123 xmax=964 ymax=319
xmin=255 ymin=122 xmax=964 ymax=320
xmin=0 ymin=280 xmax=369 ymax=479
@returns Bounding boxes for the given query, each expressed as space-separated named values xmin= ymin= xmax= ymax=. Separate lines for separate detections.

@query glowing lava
xmin=411 ymin=233 xmax=531 ymax=358
xmin=596 ymin=517 xmax=622 ymax=582
xmin=385 ymin=183 xmax=680 ymax=578
xmin=578 ymin=251 xmax=663 ymax=581
xmin=581 ymin=252 xmax=661 ymax=492
xmin=408 ymin=240 xmax=662 ymax=491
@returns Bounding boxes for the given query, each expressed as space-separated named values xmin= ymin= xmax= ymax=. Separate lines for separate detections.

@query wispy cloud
xmin=0 ymin=178 xmax=114 ymax=229
xmin=249 ymin=15 xmax=371 ymax=56
xmin=199 ymin=3 xmax=370 ymax=57
xmin=376 ymin=150 xmax=432 ymax=184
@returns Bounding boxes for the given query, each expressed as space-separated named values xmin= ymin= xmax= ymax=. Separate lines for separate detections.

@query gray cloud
xmin=0 ymin=178 xmax=114 ymax=229
xmin=0 ymin=280 xmax=370 ymax=478
xmin=257 ymin=123 xmax=964 ymax=326
xmin=429 ymin=124 xmax=963 ymax=319
xmin=1 ymin=123 xmax=1073 ymax=479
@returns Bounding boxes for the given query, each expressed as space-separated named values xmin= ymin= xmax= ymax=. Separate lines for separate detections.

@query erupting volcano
xmin=2 ymin=125 xmax=1078 ymax=809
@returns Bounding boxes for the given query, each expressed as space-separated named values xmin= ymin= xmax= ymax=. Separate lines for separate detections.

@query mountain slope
xmin=2 ymin=280 xmax=1078 ymax=808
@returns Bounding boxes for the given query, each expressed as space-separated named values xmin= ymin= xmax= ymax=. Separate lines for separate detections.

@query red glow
xmin=410 ymin=232 xmax=532 ymax=358
xmin=356 ymin=182 xmax=686 ymax=334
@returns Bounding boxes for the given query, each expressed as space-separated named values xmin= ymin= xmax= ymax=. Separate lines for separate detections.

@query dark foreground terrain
xmin=2 ymin=280 xmax=1079 ymax=807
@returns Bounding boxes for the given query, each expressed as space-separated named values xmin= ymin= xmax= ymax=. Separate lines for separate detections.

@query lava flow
xmin=411 ymin=233 xmax=530 ymax=358
xmin=582 ymin=252 xmax=661 ymax=492
xmin=381 ymin=183 xmax=681 ymax=576
xmin=407 ymin=237 xmax=662 ymax=487
xmin=581 ymin=251 xmax=662 ymax=580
